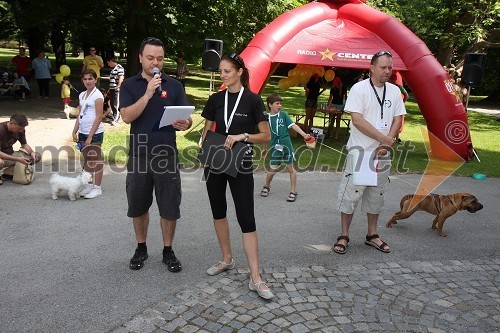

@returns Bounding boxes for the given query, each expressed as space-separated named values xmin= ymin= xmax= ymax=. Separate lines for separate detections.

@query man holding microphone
xmin=119 ymin=37 xmax=192 ymax=271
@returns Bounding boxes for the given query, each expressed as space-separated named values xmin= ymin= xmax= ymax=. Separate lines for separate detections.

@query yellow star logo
xmin=319 ymin=48 xmax=336 ymax=61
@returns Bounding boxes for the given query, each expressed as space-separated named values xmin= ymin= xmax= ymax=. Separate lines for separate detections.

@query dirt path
xmin=0 ymin=96 xmax=116 ymax=166
xmin=1 ymin=95 xmax=72 ymax=142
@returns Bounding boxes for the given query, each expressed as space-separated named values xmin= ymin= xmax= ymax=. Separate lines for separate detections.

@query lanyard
xmin=268 ymin=112 xmax=280 ymax=137
xmin=224 ymin=86 xmax=244 ymax=133
xmin=83 ymin=87 xmax=97 ymax=101
xmin=369 ymin=79 xmax=386 ymax=119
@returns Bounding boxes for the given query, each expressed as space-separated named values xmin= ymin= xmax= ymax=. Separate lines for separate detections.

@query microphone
xmin=152 ymin=67 xmax=162 ymax=93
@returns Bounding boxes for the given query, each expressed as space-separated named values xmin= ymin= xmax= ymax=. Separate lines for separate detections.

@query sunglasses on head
xmin=142 ymin=37 xmax=162 ymax=44
xmin=229 ymin=53 xmax=244 ymax=67
xmin=374 ymin=50 xmax=392 ymax=58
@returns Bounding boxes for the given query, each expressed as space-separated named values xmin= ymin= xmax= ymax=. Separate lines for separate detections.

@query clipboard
xmin=197 ymin=130 xmax=248 ymax=178
xmin=351 ymin=149 xmax=378 ymax=186
xmin=159 ymin=106 xmax=195 ymax=128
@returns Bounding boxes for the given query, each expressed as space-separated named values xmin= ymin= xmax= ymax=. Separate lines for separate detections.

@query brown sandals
xmin=365 ymin=234 xmax=390 ymax=253
xmin=333 ymin=236 xmax=349 ymax=254
xmin=287 ymin=192 xmax=297 ymax=202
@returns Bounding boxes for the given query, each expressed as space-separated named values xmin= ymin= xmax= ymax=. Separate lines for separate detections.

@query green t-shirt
xmin=268 ymin=111 xmax=294 ymax=148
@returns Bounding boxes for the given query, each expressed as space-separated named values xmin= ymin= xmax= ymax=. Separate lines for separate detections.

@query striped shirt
xmin=109 ymin=64 xmax=125 ymax=90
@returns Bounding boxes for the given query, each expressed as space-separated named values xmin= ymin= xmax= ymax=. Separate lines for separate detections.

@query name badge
xmin=376 ymin=121 xmax=388 ymax=130
xmin=275 ymin=144 xmax=284 ymax=152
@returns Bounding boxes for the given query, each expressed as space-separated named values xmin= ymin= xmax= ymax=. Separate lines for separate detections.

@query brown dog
xmin=386 ymin=193 xmax=483 ymax=237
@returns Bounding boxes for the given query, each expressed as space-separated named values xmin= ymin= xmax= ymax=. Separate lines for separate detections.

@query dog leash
xmin=317 ymin=141 xmax=347 ymax=156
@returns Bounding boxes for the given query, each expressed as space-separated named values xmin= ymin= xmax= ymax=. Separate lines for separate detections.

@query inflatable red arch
xmin=240 ymin=0 xmax=473 ymax=161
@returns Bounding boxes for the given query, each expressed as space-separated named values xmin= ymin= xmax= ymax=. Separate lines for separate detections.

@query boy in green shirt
xmin=260 ymin=94 xmax=311 ymax=202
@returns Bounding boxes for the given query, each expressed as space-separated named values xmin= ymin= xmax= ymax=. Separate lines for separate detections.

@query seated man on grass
xmin=0 ymin=114 xmax=41 ymax=184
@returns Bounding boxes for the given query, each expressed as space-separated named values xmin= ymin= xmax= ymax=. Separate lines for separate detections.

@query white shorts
xmin=336 ymin=152 xmax=391 ymax=214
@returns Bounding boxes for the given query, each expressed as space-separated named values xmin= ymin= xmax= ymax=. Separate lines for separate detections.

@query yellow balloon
xmin=288 ymin=76 xmax=299 ymax=87
xmin=278 ymin=78 xmax=289 ymax=90
xmin=288 ymin=69 xmax=297 ymax=77
xmin=301 ymin=69 xmax=311 ymax=79
xmin=316 ymin=66 xmax=325 ymax=77
xmin=55 ymin=73 xmax=64 ymax=84
xmin=298 ymin=76 xmax=307 ymax=85
xmin=60 ymin=65 xmax=71 ymax=77
xmin=324 ymin=69 xmax=335 ymax=82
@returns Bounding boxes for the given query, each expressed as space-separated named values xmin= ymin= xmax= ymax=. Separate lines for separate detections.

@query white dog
xmin=63 ymin=106 xmax=79 ymax=120
xmin=49 ymin=171 xmax=92 ymax=201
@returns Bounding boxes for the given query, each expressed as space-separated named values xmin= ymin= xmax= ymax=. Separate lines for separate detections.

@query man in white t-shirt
xmin=333 ymin=51 xmax=406 ymax=255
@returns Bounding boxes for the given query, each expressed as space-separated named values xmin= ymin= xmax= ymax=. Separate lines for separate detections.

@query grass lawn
xmin=2 ymin=48 xmax=498 ymax=178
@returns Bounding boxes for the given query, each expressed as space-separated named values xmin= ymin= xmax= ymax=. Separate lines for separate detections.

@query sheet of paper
xmin=351 ymin=149 xmax=378 ymax=186
xmin=159 ymin=106 xmax=195 ymax=128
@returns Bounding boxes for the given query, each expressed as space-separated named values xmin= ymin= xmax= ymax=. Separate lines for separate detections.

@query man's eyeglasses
xmin=374 ymin=50 xmax=392 ymax=58
xmin=229 ymin=53 xmax=244 ymax=67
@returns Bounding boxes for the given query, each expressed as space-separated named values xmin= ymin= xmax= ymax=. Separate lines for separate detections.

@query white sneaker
xmin=84 ymin=186 xmax=102 ymax=199
xmin=79 ymin=184 xmax=93 ymax=196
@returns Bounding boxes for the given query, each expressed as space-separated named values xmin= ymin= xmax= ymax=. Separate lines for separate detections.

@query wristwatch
xmin=243 ymin=133 xmax=249 ymax=142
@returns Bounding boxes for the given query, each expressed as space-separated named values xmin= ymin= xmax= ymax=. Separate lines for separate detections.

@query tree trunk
xmin=51 ymin=22 xmax=66 ymax=69
xmin=126 ymin=0 xmax=149 ymax=76
xmin=25 ymin=27 xmax=46 ymax=60
xmin=436 ymin=44 xmax=454 ymax=68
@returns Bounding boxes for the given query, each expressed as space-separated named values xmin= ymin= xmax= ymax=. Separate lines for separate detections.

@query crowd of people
xmin=1 ymin=43 xmax=409 ymax=300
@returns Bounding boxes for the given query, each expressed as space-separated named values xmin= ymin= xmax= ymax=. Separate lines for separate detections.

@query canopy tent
xmin=273 ymin=19 xmax=407 ymax=71
xmin=240 ymin=0 xmax=473 ymax=161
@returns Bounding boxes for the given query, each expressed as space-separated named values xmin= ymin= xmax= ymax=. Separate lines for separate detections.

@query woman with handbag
xmin=200 ymin=53 xmax=273 ymax=299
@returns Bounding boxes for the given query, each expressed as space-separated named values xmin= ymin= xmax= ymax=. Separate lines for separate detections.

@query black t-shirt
xmin=329 ymin=86 xmax=343 ymax=104
xmin=306 ymin=78 xmax=322 ymax=101
xmin=120 ymin=73 xmax=188 ymax=156
xmin=202 ymin=88 xmax=267 ymax=136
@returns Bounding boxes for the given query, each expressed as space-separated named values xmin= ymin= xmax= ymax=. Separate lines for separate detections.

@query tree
xmin=0 ymin=1 xmax=19 ymax=42
xmin=125 ymin=0 xmax=149 ymax=75
xmin=369 ymin=0 xmax=500 ymax=99
xmin=121 ymin=0 xmax=307 ymax=72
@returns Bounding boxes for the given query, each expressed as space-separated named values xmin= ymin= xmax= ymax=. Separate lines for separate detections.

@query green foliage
xmin=480 ymin=48 xmax=500 ymax=95
xmin=368 ymin=0 xmax=499 ymax=97
xmin=370 ymin=0 xmax=499 ymax=61
xmin=149 ymin=0 xmax=308 ymax=63
xmin=3 ymin=0 xmax=307 ymax=64
xmin=0 ymin=1 xmax=19 ymax=41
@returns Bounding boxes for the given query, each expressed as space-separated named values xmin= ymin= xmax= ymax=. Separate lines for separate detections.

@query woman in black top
xmin=201 ymin=53 xmax=273 ymax=299
xmin=304 ymin=73 xmax=326 ymax=133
